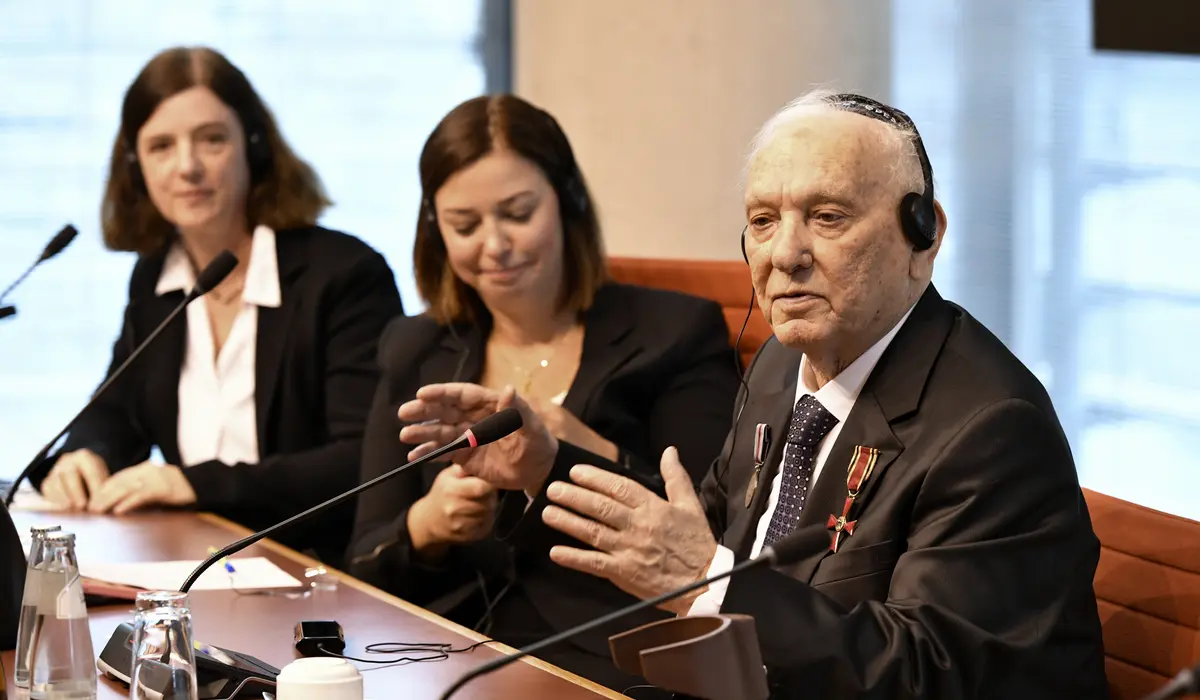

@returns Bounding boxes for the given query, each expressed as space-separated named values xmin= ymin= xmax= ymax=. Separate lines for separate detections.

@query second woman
xmin=348 ymin=94 xmax=740 ymax=690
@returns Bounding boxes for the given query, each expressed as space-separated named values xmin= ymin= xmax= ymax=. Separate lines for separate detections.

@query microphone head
xmin=40 ymin=224 xmax=79 ymax=261
xmin=464 ymin=408 xmax=523 ymax=448
xmin=762 ymin=524 xmax=837 ymax=567
xmin=193 ymin=250 xmax=239 ymax=296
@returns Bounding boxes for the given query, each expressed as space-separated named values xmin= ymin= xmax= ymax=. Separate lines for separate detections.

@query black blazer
xmin=347 ymin=283 xmax=740 ymax=685
xmin=30 ymin=226 xmax=404 ymax=563
xmin=0 ymin=501 xmax=24 ymax=650
xmin=513 ymin=285 xmax=1109 ymax=699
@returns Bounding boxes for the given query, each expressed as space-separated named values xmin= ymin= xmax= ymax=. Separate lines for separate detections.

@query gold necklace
xmin=496 ymin=329 xmax=575 ymax=395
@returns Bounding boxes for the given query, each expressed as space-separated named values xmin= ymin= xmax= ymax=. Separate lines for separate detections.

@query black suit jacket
xmin=30 ymin=226 xmax=403 ymax=562
xmin=516 ymin=284 xmax=1109 ymax=699
xmin=347 ymin=283 xmax=740 ymax=676
xmin=0 ymin=501 xmax=24 ymax=650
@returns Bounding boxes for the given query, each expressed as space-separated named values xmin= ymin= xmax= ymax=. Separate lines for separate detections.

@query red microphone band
xmin=465 ymin=430 xmax=479 ymax=449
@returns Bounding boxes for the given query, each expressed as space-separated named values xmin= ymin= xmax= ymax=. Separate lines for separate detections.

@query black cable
xmin=318 ymin=643 xmax=447 ymax=665
xmin=315 ymin=639 xmax=503 ymax=666
xmin=368 ymin=640 xmax=498 ymax=655
xmin=471 ymin=572 xmax=516 ymax=635
xmin=713 ymin=285 xmax=757 ymax=505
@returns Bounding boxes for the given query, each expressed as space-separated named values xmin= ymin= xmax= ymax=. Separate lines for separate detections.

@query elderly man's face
xmin=743 ymin=111 xmax=929 ymax=360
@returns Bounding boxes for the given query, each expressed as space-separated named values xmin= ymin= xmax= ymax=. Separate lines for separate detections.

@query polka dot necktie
xmin=763 ymin=394 xmax=839 ymax=546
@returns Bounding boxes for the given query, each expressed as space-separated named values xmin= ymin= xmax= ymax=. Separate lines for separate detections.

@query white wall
xmin=513 ymin=0 xmax=893 ymax=260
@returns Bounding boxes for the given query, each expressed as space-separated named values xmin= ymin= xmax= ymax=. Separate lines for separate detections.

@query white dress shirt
xmin=155 ymin=225 xmax=281 ymax=468
xmin=688 ymin=303 xmax=916 ymax=616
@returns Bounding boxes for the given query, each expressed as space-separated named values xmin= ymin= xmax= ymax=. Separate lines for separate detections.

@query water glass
xmin=130 ymin=591 xmax=198 ymax=700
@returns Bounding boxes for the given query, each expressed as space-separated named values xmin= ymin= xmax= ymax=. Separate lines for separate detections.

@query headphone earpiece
xmin=899 ymin=191 xmax=936 ymax=251
xmin=561 ymin=169 xmax=589 ymax=217
xmin=740 ymin=226 xmax=749 ymax=264
xmin=244 ymin=128 xmax=272 ymax=184
xmin=422 ymin=197 xmax=437 ymax=227
xmin=822 ymin=93 xmax=938 ymax=253
xmin=126 ymin=148 xmax=147 ymax=195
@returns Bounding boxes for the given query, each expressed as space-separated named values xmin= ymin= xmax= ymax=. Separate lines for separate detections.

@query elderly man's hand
xmin=398 ymin=383 xmax=559 ymax=493
xmin=542 ymin=447 xmax=717 ymax=615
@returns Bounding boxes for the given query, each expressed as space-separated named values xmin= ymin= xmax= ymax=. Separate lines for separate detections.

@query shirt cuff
xmin=685 ymin=545 xmax=735 ymax=616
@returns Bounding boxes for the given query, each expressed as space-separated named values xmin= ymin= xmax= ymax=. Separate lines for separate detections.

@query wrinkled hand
xmin=408 ymin=464 xmax=498 ymax=554
xmin=530 ymin=399 xmax=619 ymax=463
xmin=542 ymin=447 xmax=717 ymax=615
xmin=398 ymin=383 xmax=559 ymax=493
xmin=87 ymin=461 xmax=197 ymax=515
xmin=41 ymin=449 xmax=110 ymax=511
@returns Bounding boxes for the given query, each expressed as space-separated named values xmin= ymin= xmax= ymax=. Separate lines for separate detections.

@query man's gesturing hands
xmin=541 ymin=447 xmax=717 ymax=615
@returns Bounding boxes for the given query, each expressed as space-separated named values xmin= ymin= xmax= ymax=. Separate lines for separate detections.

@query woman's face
xmin=433 ymin=149 xmax=565 ymax=310
xmin=135 ymin=86 xmax=252 ymax=237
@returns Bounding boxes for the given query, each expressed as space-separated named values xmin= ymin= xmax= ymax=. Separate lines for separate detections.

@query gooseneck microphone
xmin=0 ymin=224 xmax=80 ymax=321
xmin=437 ymin=523 xmax=832 ymax=700
xmin=1140 ymin=663 xmax=1200 ymax=700
xmin=178 ymin=407 xmax=524 ymax=592
xmin=0 ymin=223 xmax=79 ymax=303
xmin=2 ymin=250 xmax=239 ymax=505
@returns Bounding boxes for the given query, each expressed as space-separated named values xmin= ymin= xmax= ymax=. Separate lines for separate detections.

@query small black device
xmin=294 ymin=620 xmax=345 ymax=657
xmin=98 ymin=621 xmax=279 ymax=699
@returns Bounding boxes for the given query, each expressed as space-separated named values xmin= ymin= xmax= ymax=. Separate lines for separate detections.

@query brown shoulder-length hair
xmin=101 ymin=46 xmax=331 ymax=255
xmin=414 ymin=94 xmax=607 ymax=325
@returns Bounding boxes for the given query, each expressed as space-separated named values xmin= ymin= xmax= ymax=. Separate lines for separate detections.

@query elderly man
xmin=399 ymin=90 xmax=1109 ymax=698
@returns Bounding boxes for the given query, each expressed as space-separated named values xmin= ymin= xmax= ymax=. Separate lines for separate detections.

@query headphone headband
xmin=824 ymin=93 xmax=937 ymax=250
xmin=824 ymin=93 xmax=935 ymax=203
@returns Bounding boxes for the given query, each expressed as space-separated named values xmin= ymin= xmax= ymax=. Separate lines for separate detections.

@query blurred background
xmin=1 ymin=0 xmax=1196 ymax=519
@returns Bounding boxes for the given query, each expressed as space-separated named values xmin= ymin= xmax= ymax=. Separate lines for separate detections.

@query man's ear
xmin=910 ymin=199 xmax=947 ymax=280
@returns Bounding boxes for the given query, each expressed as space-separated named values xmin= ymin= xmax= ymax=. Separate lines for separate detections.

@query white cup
xmin=276 ymin=657 xmax=364 ymax=700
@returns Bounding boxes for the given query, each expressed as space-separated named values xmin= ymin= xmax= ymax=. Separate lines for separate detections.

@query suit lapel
xmin=135 ymin=291 xmax=187 ymax=464
xmin=725 ymin=376 xmax=796 ymax=559
xmin=420 ymin=322 xmax=485 ymax=388
xmin=254 ymin=239 xmax=304 ymax=453
xmin=786 ymin=284 xmax=956 ymax=582
xmin=561 ymin=287 xmax=639 ymax=419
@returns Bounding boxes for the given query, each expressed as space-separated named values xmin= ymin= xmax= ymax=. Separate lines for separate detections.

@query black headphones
xmin=126 ymin=123 xmax=273 ymax=195
xmin=829 ymin=94 xmax=937 ymax=251
xmin=738 ymin=93 xmax=937 ymax=263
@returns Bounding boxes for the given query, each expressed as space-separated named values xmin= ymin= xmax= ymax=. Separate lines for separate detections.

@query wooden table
xmin=2 ymin=509 xmax=628 ymax=699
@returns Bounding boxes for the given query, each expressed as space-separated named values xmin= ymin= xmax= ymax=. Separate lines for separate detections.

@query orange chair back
xmin=607 ymin=257 xmax=772 ymax=369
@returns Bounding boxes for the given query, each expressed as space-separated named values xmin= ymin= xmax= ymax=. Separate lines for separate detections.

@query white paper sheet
xmin=8 ymin=486 xmax=66 ymax=513
xmin=81 ymin=557 xmax=303 ymax=591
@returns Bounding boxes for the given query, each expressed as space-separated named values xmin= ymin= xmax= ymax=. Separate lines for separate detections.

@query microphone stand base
xmin=608 ymin=614 xmax=768 ymax=700
xmin=98 ymin=621 xmax=279 ymax=699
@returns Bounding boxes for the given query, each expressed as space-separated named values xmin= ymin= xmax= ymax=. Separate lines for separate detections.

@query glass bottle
xmin=27 ymin=532 xmax=96 ymax=700
xmin=14 ymin=525 xmax=62 ymax=699
xmin=130 ymin=591 xmax=198 ymax=700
